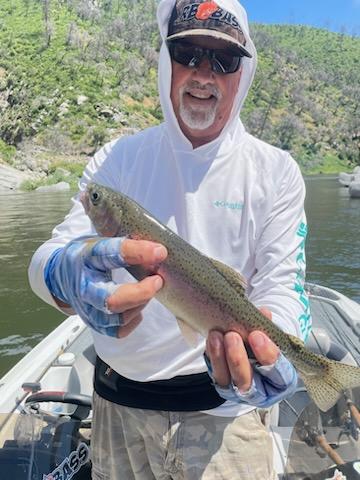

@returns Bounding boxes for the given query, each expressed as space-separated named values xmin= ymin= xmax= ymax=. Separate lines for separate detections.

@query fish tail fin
xmin=297 ymin=358 xmax=360 ymax=412
xmin=286 ymin=334 xmax=360 ymax=412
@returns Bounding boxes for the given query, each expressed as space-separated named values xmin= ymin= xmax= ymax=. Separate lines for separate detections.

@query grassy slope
xmin=0 ymin=0 xmax=359 ymax=181
xmin=242 ymin=24 xmax=360 ymax=174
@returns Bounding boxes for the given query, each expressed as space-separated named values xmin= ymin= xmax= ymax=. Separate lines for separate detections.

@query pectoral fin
xmin=177 ymin=317 xmax=199 ymax=348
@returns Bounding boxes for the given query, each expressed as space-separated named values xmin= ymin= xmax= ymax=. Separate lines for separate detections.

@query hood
xmin=157 ymin=0 xmax=257 ymax=156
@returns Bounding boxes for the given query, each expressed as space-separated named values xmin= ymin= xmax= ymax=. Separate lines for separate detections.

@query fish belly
xmin=155 ymin=263 xmax=248 ymax=339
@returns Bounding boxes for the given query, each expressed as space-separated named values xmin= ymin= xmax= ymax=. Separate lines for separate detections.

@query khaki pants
xmin=91 ymin=391 xmax=276 ymax=480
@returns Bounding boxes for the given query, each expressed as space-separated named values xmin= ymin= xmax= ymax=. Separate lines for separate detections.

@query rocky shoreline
xmin=0 ymin=162 xmax=73 ymax=194
xmin=0 ymin=163 xmax=35 ymax=193
xmin=1 ymin=157 xmax=356 ymax=194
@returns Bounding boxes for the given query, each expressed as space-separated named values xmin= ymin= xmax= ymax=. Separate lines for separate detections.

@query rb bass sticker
xmin=42 ymin=442 xmax=90 ymax=480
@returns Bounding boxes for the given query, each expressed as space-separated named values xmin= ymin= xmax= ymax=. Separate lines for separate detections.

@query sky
xmin=240 ymin=0 xmax=360 ymax=35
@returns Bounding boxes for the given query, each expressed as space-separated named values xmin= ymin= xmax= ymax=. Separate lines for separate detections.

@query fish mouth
xmin=81 ymin=190 xmax=119 ymax=237
xmin=80 ymin=191 xmax=90 ymax=213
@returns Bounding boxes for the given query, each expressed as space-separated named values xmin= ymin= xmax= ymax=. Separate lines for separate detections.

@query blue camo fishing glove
xmin=44 ymin=236 xmax=128 ymax=337
xmin=204 ymin=352 xmax=298 ymax=408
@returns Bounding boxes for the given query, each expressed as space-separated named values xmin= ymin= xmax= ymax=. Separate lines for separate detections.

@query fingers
xmin=206 ymin=331 xmax=253 ymax=392
xmin=83 ymin=237 xmax=127 ymax=271
xmin=81 ymin=237 xmax=166 ymax=338
xmin=82 ymin=237 xmax=167 ymax=272
xmin=85 ymin=296 xmax=147 ymax=339
xmin=206 ymin=307 xmax=279 ymax=393
xmin=206 ymin=331 xmax=230 ymax=387
xmin=248 ymin=331 xmax=280 ymax=366
xmin=106 ymin=275 xmax=163 ymax=313
xmin=121 ymin=239 xmax=168 ymax=266
xmin=248 ymin=305 xmax=279 ymax=366
xmin=224 ymin=332 xmax=253 ymax=392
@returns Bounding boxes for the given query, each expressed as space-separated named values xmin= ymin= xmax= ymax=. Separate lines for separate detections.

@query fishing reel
xmin=338 ymin=393 xmax=360 ymax=442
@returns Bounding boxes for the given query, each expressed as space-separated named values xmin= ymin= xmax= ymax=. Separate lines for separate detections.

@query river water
xmin=0 ymin=176 xmax=359 ymax=377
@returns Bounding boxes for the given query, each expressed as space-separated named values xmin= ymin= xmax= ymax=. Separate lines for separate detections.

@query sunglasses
xmin=167 ymin=40 xmax=243 ymax=75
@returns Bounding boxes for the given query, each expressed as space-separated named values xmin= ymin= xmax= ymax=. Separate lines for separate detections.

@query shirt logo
xmin=213 ymin=200 xmax=243 ymax=210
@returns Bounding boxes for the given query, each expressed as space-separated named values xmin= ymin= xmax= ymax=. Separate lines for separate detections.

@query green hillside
xmin=0 ymin=0 xmax=359 ymax=185
xmin=245 ymin=24 xmax=360 ymax=173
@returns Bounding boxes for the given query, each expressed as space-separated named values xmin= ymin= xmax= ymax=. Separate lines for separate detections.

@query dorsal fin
xmin=209 ymin=257 xmax=247 ymax=296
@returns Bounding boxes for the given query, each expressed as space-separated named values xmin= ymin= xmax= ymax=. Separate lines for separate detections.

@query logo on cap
xmin=196 ymin=0 xmax=219 ymax=20
xmin=167 ymin=0 xmax=252 ymax=58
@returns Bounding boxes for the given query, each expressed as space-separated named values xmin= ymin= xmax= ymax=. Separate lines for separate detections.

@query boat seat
xmin=306 ymin=327 xmax=357 ymax=365
xmin=67 ymin=345 xmax=96 ymax=398
xmin=82 ymin=344 xmax=97 ymax=366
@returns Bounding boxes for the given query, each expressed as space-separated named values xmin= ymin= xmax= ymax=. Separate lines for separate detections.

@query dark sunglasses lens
xmin=169 ymin=43 xmax=197 ymax=66
xmin=168 ymin=42 xmax=242 ymax=74
xmin=212 ymin=51 xmax=242 ymax=74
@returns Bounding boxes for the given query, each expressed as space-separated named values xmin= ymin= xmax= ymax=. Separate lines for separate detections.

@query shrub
xmin=0 ymin=139 xmax=16 ymax=164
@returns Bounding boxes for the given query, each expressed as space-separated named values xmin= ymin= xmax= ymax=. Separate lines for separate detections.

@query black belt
xmin=94 ymin=356 xmax=225 ymax=411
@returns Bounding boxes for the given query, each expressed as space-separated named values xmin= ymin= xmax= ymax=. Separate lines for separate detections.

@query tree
xmin=42 ymin=0 xmax=53 ymax=47
xmin=274 ymin=113 xmax=307 ymax=152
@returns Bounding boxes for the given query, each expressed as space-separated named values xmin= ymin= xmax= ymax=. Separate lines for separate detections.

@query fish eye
xmin=90 ymin=191 xmax=101 ymax=205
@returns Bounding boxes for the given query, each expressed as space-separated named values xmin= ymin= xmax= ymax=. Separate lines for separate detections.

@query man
xmin=29 ymin=0 xmax=311 ymax=478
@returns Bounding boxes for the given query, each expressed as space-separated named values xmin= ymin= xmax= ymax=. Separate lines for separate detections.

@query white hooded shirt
xmin=28 ymin=0 xmax=311 ymax=417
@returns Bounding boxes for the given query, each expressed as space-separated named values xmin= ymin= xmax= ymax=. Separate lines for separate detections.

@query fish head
xmin=81 ymin=183 xmax=126 ymax=237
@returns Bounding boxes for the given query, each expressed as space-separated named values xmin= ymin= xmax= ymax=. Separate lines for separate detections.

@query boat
xmin=349 ymin=181 xmax=360 ymax=199
xmin=339 ymin=172 xmax=355 ymax=187
xmin=338 ymin=167 xmax=360 ymax=188
xmin=338 ymin=168 xmax=360 ymax=197
xmin=0 ymin=283 xmax=359 ymax=479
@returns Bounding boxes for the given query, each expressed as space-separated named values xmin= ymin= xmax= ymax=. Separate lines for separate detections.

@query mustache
xmin=182 ymin=81 xmax=221 ymax=100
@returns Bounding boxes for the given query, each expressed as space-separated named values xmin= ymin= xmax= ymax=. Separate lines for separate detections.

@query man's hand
xmin=45 ymin=236 xmax=167 ymax=337
xmin=107 ymin=239 xmax=167 ymax=337
xmin=205 ymin=309 xmax=298 ymax=408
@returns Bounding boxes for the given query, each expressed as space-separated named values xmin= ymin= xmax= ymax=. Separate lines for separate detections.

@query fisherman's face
xmin=170 ymin=36 xmax=242 ymax=148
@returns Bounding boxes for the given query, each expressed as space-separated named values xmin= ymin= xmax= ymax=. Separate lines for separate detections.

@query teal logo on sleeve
xmin=295 ymin=222 xmax=311 ymax=340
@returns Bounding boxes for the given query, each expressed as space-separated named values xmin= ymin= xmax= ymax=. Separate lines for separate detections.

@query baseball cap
xmin=167 ymin=0 xmax=252 ymax=58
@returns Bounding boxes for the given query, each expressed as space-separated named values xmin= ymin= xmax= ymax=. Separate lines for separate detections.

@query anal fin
xmin=177 ymin=317 xmax=200 ymax=348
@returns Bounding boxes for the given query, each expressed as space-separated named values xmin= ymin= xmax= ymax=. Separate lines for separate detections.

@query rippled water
xmin=0 ymin=176 xmax=359 ymax=377
xmin=0 ymin=190 xmax=73 ymax=376
xmin=305 ymin=176 xmax=360 ymax=302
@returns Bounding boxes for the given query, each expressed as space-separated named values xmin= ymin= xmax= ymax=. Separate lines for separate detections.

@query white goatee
xmin=178 ymin=82 xmax=221 ymax=131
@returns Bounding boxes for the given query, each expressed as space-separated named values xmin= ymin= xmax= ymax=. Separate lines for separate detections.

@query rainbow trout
xmin=81 ymin=183 xmax=360 ymax=412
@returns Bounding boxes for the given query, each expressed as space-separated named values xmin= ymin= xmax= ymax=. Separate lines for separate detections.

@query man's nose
xmin=194 ymin=56 xmax=214 ymax=79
